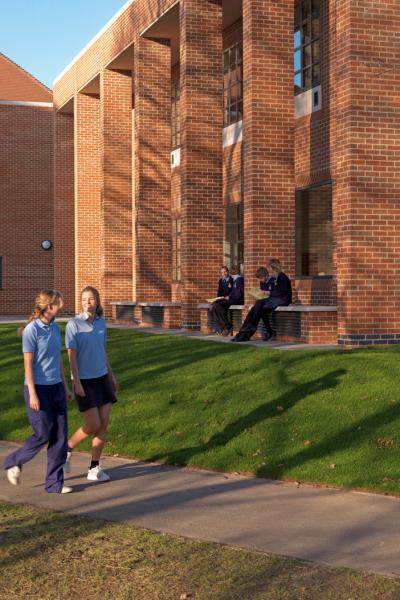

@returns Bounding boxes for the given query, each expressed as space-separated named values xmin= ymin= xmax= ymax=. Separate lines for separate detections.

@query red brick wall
xmin=101 ymin=68 xmax=133 ymax=312
xmin=74 ymin=93 xmax=102 ymax=311
xmin=134 ymin=38 xmax=172 ymax=302
xmin=180 ymin=0 xmax=224 ymax=328
xmin=54 ymin=110 xmax=75 ymax=314
xmin=0 ymin=105 xmax=54 ymax=315
xmin=333 ymin=0 xmax=400 ymax=346
xmin=242 ymin=0 xmax=295 ymax=292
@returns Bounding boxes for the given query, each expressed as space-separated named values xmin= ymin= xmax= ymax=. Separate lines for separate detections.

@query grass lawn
xmin=1 ymin=502 xmax=400 ymax=600
xmin=1 ymin=324 xmax=400 ymax=495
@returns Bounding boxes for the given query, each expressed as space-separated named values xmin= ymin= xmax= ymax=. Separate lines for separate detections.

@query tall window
xmin=223 ymin=42 xmax=243 ymax=126
xmin=171 ymin=81 xmax=181 ymax=149
xmin=294 ymin=0 xmax=320 ymax=94
xmin=224 ymin=203 xmax=244 ymax=274
xmin=172 ymin=218 xmax=181 ymax=282
xmin=295 ymin=183 xmax=332 ymax=277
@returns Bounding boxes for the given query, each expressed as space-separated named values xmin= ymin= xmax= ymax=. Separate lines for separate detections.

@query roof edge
xmin=53 ymin=0 xmax=135 ymax=87
xmin=0 ymin=52 xmax=52 ymax=96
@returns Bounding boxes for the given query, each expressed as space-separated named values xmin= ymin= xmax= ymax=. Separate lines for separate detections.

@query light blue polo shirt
xmin=22 ymin=319 xmax=62 ymax=385
xmin=65 ymin=313 xmax=108 ymax=380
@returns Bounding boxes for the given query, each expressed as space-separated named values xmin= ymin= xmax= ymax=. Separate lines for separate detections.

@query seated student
xmin=217 ymin=266 xmax=234 ymax=299
xmin=232 ymin=259 xmax=292 ymax=343
xmin=210 ymin=269 xmax=244 ymax=335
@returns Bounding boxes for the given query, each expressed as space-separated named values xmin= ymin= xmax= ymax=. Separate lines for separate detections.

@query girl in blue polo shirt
xmin=64 ymin=286 xmax=118 ymax=482
xmin=3 ymin=290 xmax=73 ymax=494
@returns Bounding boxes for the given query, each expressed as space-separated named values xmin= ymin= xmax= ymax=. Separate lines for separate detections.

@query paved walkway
xmin=1 ymin=441 xmax=399 ymax=577
xmin=0 ymin=317 xmax=336 ymax=350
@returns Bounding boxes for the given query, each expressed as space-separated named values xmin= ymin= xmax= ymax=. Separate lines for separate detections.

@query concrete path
xmin=0 ymin=317 xmax=336 ymax=350
xmin=109 ymin=323 xmax=337 ymax=351
xmin=1 ymin=441 xmax=399 ymax=577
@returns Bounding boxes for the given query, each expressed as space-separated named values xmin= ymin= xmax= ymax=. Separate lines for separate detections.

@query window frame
xmin=172 ymin=218 xmax=181 ymax=282
xmin=171 ymin=80 xmax=181 ymax=150
xmin=223 ymin=41 xmax=243 ymax=127
xmin=224 ymin=203 xmax=244 ymax=275
xmin=294 ymin=0 xmax=321 ymax=95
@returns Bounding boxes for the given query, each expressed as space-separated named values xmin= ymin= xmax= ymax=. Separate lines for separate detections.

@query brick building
xmin=49 ymin=0 xmax=399 ymax=345
xmin=0 ymin=53 xmax=54 ymax=315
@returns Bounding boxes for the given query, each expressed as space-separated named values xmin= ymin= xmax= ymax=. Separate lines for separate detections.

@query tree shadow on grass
xmin=149 ymin=368 xmax=347 ymax=467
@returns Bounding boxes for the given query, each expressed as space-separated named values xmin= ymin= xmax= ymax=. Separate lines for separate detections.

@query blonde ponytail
xmin=18 ymin=289 xmax=63 ymax=335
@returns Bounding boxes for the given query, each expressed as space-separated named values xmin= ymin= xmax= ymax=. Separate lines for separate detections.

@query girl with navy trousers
xmin=4 ymin=290 xmax=73 ymax=494
xmin=64 ymin=286 xmax=118 ymax=482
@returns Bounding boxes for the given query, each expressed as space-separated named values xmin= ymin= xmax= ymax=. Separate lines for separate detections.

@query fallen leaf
xmin=329 ymin=463 xmax=336 ymax=469
xmin=180 ymin=594 xmax=192 ymax=600
xmin=175 ymin=431 xmax=182 ymax=437
xmin=276 ymin=406 xmax=285 ymax=412
xmin=303 ymin=440 xmax=312 ymax=446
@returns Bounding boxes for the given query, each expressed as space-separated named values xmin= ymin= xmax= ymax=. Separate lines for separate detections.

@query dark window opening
xmin=296 ymin=183 xmax=332 ymax=277
xmin=224 ymin=203 xmax=244 ymax=274
xmin=223 ymin=42 xmax=243 ymax=126
xmin=294 ymin=0 xmax=321 ymax=94
xmin=171 ymin=81 xmax=181 ymax=149
xmin=172 ymin=218 xmax=181 ymax=282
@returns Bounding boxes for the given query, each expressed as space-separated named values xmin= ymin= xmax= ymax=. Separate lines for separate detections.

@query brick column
xmin=74 ymin=93 xmax=102 ymax=312
xmin=242 ymin=0 xmax=294 ymax=289
xmin=333 ymin=0 xmax=400 ymax=346
xmin=180 ymin=0 xmax=223 ymax=329
xmin=101 ymin=68 xmax=133 ymax=315
xmin=54 ymin=111 xmax=75 ymax=314
xmin=134 ymin=38 xmax=172 ymax=302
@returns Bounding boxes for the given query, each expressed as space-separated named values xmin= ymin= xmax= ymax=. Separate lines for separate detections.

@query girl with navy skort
xmin=64 ymin=286 xmax=118 ymax=482
xmin=4 ymin=290 xmax=73 ymax=494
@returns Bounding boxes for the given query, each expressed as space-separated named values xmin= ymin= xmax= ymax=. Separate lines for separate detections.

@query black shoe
xmin=231 ymin=335 xmax=250 ymax=343
xmin=262 ymin=331 xmax=275 ymax=342
xmin=222 ymin=325 xmax=233 ymax=337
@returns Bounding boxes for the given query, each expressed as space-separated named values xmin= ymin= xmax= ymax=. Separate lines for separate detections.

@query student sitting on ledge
xmin=231 ymin=259 xmax=292 ymax=343
xmin=210 ymin=269 xmax=244 ymax=336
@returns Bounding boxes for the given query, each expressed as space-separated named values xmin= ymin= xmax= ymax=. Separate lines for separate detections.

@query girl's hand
xmin=29 ymin=393 xmax=40 ymax=411
xmin=65 ymin=387 xmax=73 ymax=401
xmin=110 ymin=375 xmax=119 ymax=394
xmin=74 ymin=381 xmax=85 ymax=397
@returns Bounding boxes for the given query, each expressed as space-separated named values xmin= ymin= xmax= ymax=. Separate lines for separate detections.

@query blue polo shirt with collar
xmin=22 ymin=319 xmax=62 ymax=385
xmin=65 ymin=313 xmax=108 ymax=380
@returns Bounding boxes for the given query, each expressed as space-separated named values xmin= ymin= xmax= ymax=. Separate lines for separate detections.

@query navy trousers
xmin=237 ymin=297 xmax=288 ymax=340
xmin=3 ymin=382 xmax=67 ymax=493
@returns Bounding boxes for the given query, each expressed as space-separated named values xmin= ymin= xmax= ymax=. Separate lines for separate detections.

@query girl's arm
xmin=106 ymin=354 xmax=118 ymax=393
xmin=67 ymin=348 xmax=85 ymax=397
xmin=60 ymin=356 xmax=72 ymax=401
xmin=23 ymin=353 xmax=40 ymax=411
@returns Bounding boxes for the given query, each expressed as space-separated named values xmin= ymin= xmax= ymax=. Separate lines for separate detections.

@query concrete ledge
xmin=137 ymin=302 xmax=181 ymax=308
xmin=276 ymin=305 xmax=337 ymax=312
xmin=110 ymin=301 xmax=136 ymax=306
xmin=197 ymin=303 xmax=244 ymax=310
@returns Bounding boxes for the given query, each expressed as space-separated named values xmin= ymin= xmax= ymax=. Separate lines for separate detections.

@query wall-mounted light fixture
xmin=41 ymin=240 xmax=52 ymax=251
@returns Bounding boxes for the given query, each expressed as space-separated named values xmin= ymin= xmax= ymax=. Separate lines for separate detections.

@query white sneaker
xmin=61 ymin=486 xmax=73 ymax=494
xmin=6 ymin=466 xmax=21 ymax=486
xmin=87 ymin=466 xmax=110 ymax=482
xmin=63 ymin=451 xmax=72 ymax=473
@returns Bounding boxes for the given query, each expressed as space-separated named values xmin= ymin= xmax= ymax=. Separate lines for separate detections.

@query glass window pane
xmin=313 ymin=39 xmax=320 ymax=62
xmin=294 ymin=29 xmax=301 ymax=49
xmin=302 ymin=0 xmax=310 ymax=19
xmin=294 ymin=72 xmax=301 ymax=93
xmin=312 ymin=16 xmax=320 ymax=38
xmin=312 ymin=63 xmax=320 ymax=84
xmin=295 ymin=185 xmax=333 ymax=277
xmin=303 ymin=44 xmax=312 ymax=66
xmin=295 ymin=2 xmax=301 ymax=26
xmin=303 ymin=20 xmax=311 ymax=44
xmin=303 ymin=67 xmax=312 ymax=88
xmin=223 ymin=51 xmax=229 ymax=71
xmin=294 ymin=50 xmax=301 ymax=72
xmin=312 ymin=0 xmax=320 ymax=15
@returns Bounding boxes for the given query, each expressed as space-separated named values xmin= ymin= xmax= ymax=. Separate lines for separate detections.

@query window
xmin=294 ymin=0 xmax=320 ymax=94
xmin=223 ymin=42 xmax=243 ymax=126
xmin=172 ymin=218 xmax=181 ymax=282
xmin=171 ymin=81 xmax=181 ymax=149
xmin=0 ymin=257 xmax=2 ymax=289
xmin=295 ymin=183 xmax=332 ymax=276
xmin=224 ymin=203 xmax=244 ymax=274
